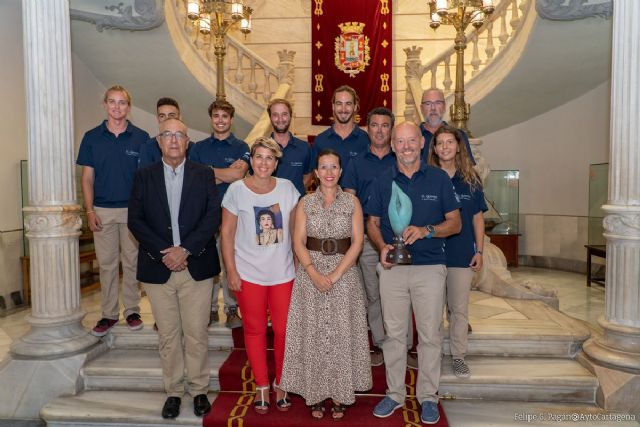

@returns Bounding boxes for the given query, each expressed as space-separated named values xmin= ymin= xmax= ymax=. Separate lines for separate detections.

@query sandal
xmin=331 ymin=401 xmax=346 ymax=421
xmin=253 ymin=385 xmax=270 ymax=414
xmin=311 ymin=402 xmax=325 ymax=419
xmin=273 ymin=380 xmax=291 ymax=412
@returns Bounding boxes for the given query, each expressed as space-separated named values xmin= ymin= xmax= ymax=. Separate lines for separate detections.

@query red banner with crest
xmin=311 ymin=0 xmax=392 ymax=126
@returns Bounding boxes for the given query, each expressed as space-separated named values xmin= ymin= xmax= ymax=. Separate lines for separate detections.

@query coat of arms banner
xmin=311 ymin=0 xmax=392 ymax=126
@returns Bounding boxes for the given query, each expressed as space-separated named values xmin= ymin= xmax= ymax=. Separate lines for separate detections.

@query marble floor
xmin=2 ymin=267 xmax=633 ymax=427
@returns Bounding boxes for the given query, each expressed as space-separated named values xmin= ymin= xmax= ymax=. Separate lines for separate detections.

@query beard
xmin=272 ymin=122 xmax=290 ymax=134
xmin=425 ymin=115 xmax=443 ymax=128
xmin=335 ymin=112 xmax=354 ymax=124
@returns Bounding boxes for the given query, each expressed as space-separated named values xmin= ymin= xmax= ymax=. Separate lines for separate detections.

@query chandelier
xmin=428 ymin=0 xmax=494 ymax=29
xmin=186 ymin=0 xmax=253 ymax=36
xmin=185 ymin=0 xmax=254 ymax=101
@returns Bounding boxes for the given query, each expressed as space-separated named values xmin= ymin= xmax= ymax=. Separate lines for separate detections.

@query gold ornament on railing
xmin=186 ymin=0 xmax=253 ymax=101
xmin=427 ymin=0 xmax=494 ymax=135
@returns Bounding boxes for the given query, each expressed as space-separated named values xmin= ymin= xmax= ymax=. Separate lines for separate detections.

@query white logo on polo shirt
xmin=421 ymin=194 xmax=438 ymax=202
xmin=290 ymin=161 xmax=303 ymax=167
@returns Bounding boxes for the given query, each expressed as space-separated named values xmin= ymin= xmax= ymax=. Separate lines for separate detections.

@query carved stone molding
xmin=603 ymin=214 xmax=640 ymax=238
xmin=23 ymin=206 xmax=83 ymax=237
xmin=70 ymin=0 xmax=164 ymax=32
xmin=536 ymin=0 xmax=612 ymax=21
xmin=602 ymin=205 xmax=640 ymax=239
xmin=277 ymin=50 xmax=296 ymax=86
xmin=404 ymin=46 xmax=424 ymax=80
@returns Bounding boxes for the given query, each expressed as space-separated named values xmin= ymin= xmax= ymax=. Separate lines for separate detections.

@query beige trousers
xmin=361 ymin=237 xmax=414 ymax=349
xmin=144 ymin=270 xmax=213 ymax=397
xmin=380 ymin=264 xmax=447 ymax=404
xmin=93 ymin=206 xmax=139 ymax=319
xmin=445 ymin=267 xmax=474 ymax=359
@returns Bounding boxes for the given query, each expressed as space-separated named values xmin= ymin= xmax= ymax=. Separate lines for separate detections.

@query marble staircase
xmin=40 ymin=297 xmax=599 ymax=427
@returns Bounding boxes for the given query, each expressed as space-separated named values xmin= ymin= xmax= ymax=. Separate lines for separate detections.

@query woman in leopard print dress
xmin=281 ymin=149 xmax=372 ymax=420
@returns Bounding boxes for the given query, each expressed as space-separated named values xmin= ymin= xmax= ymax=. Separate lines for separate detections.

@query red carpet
xmin=204 ymin=393 xmax=448 ymax=427
xmin=203 ymin=327 xmax=447 ymax=427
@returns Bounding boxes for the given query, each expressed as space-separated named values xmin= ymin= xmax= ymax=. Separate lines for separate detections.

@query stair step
xmin=84 ymin=349 xmax=229 ymax=392
xmin=83 ymin=349 xmax=596 ymax=403
xmin=439 ymin=356 xmax=597 ymax=403
xmin=41 ymin=390 xmax=215 ymax=427
xmin=105 ymin=318 xmax=589 ymax=358
xmin=107 ymin=324 xmax=233 ymax=350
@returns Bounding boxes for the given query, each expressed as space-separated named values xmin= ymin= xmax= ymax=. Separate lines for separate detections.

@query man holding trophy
xmin=366 ymin=122 xmax=461 ymax=425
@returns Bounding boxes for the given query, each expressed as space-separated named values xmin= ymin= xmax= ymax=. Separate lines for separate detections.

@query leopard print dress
xmin=280 ymin=188 xmax=372 ymax=406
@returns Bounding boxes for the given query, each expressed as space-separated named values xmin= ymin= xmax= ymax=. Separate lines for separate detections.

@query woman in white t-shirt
xmin=220 ymin=137 xmax=300 ymax=415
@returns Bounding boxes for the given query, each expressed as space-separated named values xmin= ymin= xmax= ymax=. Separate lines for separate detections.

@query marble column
xmin=12 ymin=0 xmax=98 ymax=357
xmin=582 ymin=0 xmax=640 ymax=414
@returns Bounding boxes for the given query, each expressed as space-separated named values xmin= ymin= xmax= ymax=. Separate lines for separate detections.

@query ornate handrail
xmin=404 ymin=0 xmax=533 ymax=124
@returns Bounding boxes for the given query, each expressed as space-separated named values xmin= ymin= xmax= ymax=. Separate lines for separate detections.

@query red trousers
xmin=235 ymin=279 xmax=293 ymax=387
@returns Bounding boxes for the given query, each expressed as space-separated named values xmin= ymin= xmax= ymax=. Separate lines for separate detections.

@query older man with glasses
xmin=419 ymin=88 xmax=474 ymax=165
xmin=128 ymin=118 xmax=221 ymax=419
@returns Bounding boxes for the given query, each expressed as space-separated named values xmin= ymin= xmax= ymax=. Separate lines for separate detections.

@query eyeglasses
xmin=421 ymin=100 xmax=445 ymax=108
xmin=159 ymin=131 xmax=187 ymax=140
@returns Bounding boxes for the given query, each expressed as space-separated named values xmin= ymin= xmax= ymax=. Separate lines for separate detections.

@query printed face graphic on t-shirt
xmin=254 ymin=203 xmax=283 ymax=246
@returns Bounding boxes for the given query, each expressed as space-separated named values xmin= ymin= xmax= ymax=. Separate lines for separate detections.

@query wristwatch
xmin=425 ymin=225 xmax=435 ymax=239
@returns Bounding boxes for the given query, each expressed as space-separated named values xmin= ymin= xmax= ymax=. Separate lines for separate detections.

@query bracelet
xmin=86 ymin=210 xmax=95 ymax=214
xmin=476 ymin=250 xmax=483 ymax=255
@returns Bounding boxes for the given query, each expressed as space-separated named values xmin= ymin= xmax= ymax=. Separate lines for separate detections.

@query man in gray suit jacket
xmin=128 ymin=118 xmax=220 ymax=419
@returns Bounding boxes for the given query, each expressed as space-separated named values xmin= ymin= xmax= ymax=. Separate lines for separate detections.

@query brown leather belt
xmin=306 ymin=236 xmax=351 ymax=255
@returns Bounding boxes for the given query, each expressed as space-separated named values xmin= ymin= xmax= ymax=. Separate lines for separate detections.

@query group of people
xmin=76 ymin=83 xmax=486 ymax=424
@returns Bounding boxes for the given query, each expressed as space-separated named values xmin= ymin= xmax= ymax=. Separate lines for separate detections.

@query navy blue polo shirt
xmin=138 ymin=137 xmax=194 ymax=169
xmin=272 ymin=132 xmax=312 ymax=196
xmin=446 ymin=172 xmax=488 ymax=267
xmin=365 ymin=163 xmax=461 ymax=265
xmin=76 ymin=121 xmax=150 ymax=208
xmin=188 ymin=133 xmax=250 ymax=199
xmin=310 ymin=125 xmax=370 ymax=181
xmin=420 ymin=122 xmax=475 ymax=165
xmin=138 ymin=137 xmax=161 ymax=168
xmin=342 ymin=147 xmax=395 ymax=207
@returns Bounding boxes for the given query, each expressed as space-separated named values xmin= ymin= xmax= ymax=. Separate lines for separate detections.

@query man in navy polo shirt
xmin=367 ymin=122 xmax=461 ymax=424
xmin=189 ymin=99 xmax=249 ymax=329
xmin=343 ymin=107 xmax=398 ymax=367
xmin=77 ymin=85 xmax=150 ymax=337
xmin=419 ymin=88 xmax=474 ymax=164
xmin=268 ymin=98 xmax=312 ymax=195
xmin=310 ymin=85 xmax=369 ymax=179
xmin=139 ymin=97 xmax=185 ymax=168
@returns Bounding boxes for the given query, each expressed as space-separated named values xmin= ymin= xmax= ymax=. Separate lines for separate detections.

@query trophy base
xmin=386 ymin=239 xmax=412 ymax=265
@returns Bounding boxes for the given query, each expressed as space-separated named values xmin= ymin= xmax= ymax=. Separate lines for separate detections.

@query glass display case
xmin=483 ymin=169 xmax=520 ymax=267
xmin=484 ymin=169 xmax=520 ymax=234
xmin=588 ymin=163 xmax=608 ymax=246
